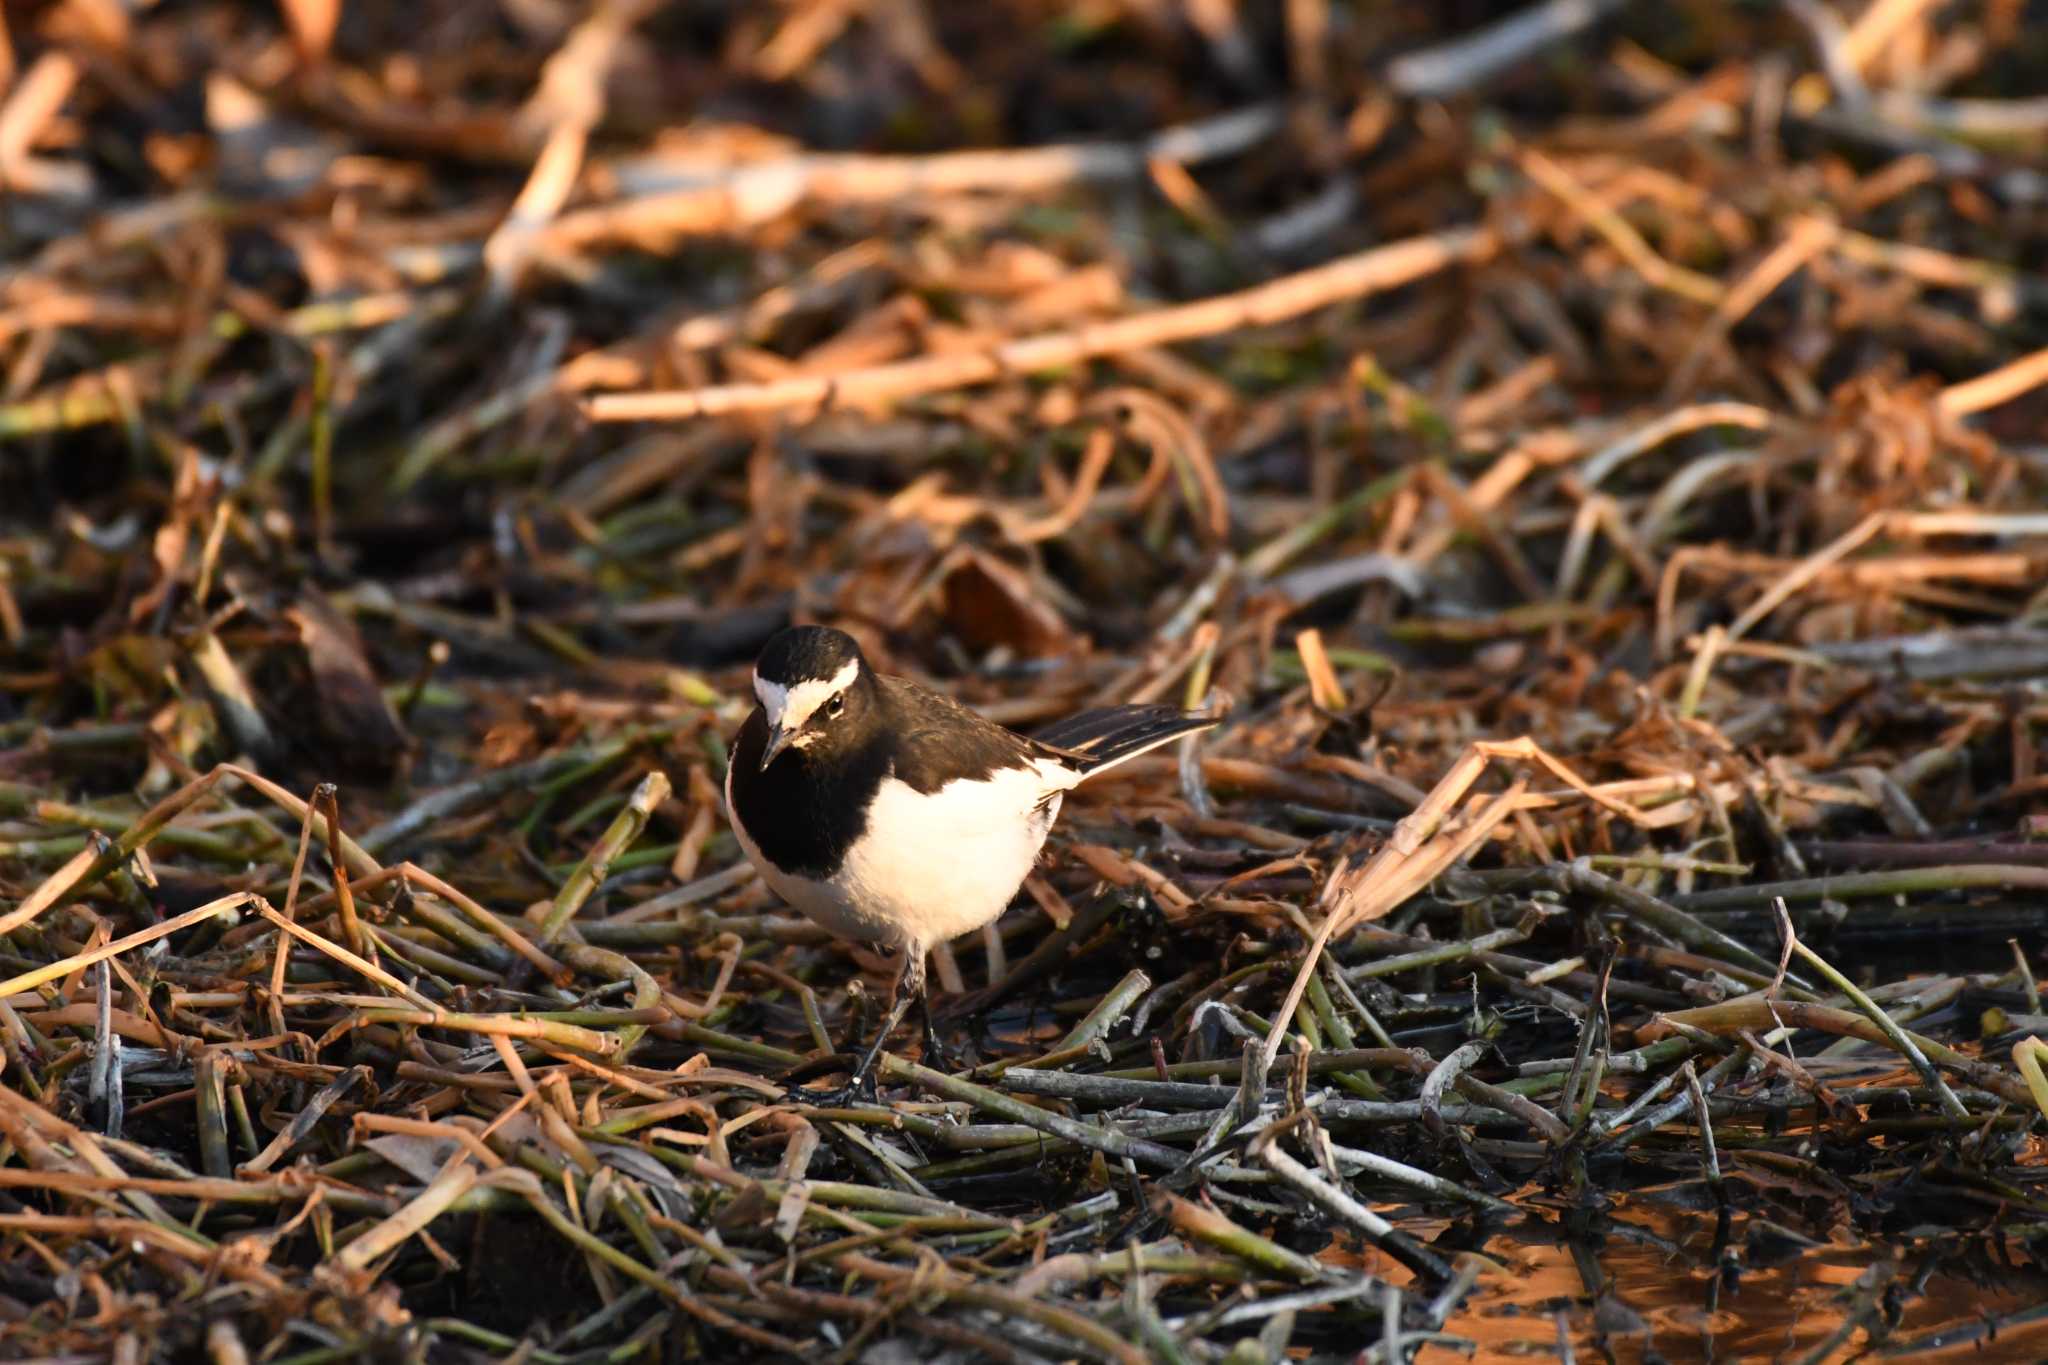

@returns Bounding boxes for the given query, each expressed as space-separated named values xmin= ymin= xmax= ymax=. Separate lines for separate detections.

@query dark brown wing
xmin=878 ymin=674 xmax=1046 ymax=795
xmin=1029 ymin=704 xmax=1218 ymax=773
xmin=882 ymin=674 xmax=1216 ymax=787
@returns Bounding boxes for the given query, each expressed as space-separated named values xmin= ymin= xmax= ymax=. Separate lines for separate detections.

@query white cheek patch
xmin=754 ymin=658 xmax=860 ymax=731
xmin=754 ymin=675 xmax=790 ymax=727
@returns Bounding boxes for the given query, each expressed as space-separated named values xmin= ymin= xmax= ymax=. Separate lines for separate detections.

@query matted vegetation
xmin=3 ymin=1 xmax=2048 ymax=1360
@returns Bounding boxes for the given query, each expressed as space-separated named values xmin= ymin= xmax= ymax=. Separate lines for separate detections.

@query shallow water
xmin=1447 ymin=1184 xmax=2048 ymax=1361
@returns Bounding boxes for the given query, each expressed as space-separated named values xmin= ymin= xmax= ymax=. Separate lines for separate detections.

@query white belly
xmin=728 ymin=759 xmax=1067 ymax=952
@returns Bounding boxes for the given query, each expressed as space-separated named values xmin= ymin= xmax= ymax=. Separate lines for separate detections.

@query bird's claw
xmin=782 ymin=1075 xmax=878 ymax=1108
xmin=783 ymin=1082 xmax=847 ymax=1107
xmin=780 ymin=1055 xmax=882 ymax=1107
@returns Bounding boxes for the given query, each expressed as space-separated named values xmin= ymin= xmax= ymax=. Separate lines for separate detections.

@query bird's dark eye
xmin=825 ymin=694 xmax=844 ymax=718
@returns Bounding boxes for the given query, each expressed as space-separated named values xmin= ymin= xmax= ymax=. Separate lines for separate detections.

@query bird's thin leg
xmin=842 ymin=948 xmax=925 ymax=1097
xmin=786 ymin=948 xmax=920 ymax=1105
xmin=916 ymin=989 xmax=952 ymax=1073
xmin=913 ymin=948 xmax=963 ymax=1072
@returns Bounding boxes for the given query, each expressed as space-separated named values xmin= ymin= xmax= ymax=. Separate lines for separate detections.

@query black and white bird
xmin=725 ymin=624 xmax=1218 ymax=1097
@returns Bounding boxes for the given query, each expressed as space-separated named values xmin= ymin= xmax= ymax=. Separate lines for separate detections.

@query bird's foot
xmin=783 ymin=1079 xmax=874 ymax=1108
xmin=780 ymin=1052 xmax=884 ymax=1107
xmin=785 ymin=981 xmax=917 ymax=1104
xmin=920 ymin=1018 xmax=959 ymax=1074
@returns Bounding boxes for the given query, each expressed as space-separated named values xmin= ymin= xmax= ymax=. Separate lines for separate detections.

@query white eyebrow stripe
xmin=756 ymin=658 xmax=860 ymax=730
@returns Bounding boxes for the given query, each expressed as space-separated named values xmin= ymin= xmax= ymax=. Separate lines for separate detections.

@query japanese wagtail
xmin=725 ymin=625 xmax=1218 ymax=1099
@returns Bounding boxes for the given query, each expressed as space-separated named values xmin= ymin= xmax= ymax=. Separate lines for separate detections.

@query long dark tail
xmin=1032 ymin=704 xmax=1218 ymax=777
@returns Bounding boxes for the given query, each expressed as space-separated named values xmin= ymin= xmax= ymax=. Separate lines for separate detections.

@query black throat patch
xmin=728 ymin=706 xmax=891 ymax=878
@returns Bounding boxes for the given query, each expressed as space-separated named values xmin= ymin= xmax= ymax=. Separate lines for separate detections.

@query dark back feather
xmin=1032 ymin=704 xmax=1216 ymax=772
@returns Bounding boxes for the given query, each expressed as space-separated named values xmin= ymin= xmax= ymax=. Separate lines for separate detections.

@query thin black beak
xmin=759 ymin=721 xmax=795 ymax=772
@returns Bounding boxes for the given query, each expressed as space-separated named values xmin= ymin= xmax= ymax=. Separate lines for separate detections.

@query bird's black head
xmin=754 ymin=625 xmax=864 ymax=688
xmin=750 ymin=626 xmax=874 ymax=771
